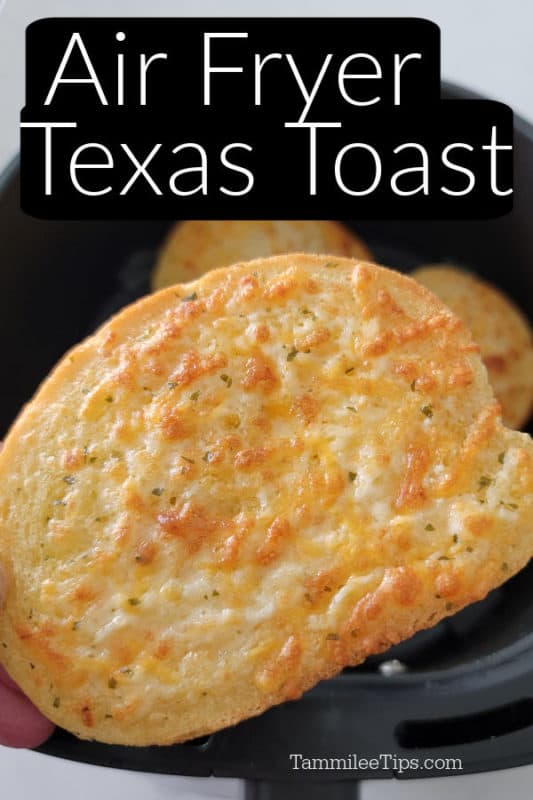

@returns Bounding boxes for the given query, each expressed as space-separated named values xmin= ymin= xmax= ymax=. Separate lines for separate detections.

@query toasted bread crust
xmin=1 ymin=255 xmax=533 ymax=746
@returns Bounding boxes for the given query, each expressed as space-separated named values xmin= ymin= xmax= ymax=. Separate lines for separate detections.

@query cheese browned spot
xmin=169 ymin=351 xmax=227 ymax=387
xmin=159 ymin=407 xmax=190 ymax=441
xmin=234 ymin=448 xmax=270 ymax=469
xmin=295 ymin=326 xmax=331 ymax=351
xmin=291 ymin=394 xmax=319 ymax=425
xmin=81 ymin=705 xmax=94 ymax=727
xmin=256 ymin=517 xmax=292 ymax=565
xmin=254 ymin=323 xmax=270 ymax=343
xmin=395 ymin=445 xmax=430 ymax=511
xmin=0 ymin=255 xmax=532 ymax=748
xmin=242 ymin=353 xmax=279 ymax=392
xmin=255 ymin=634 xmax=302 ymax=692
xmin=157 ymin=503 xmax=229 ymax=552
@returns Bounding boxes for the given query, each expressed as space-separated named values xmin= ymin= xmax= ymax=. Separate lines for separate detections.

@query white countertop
xmin=1 ymin=1 xmax=533 ymax=798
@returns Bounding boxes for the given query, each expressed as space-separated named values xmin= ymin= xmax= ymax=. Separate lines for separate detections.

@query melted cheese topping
xmin=1 ymin=256 xmax=533 ymax=744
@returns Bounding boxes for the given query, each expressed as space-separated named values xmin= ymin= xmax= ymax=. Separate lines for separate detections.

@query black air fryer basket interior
xmin=1 ymin=84 xmax=533 ymax=798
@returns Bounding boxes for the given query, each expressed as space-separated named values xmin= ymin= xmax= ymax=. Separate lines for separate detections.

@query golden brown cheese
xmin=0 ymin=255 xmax=533 ymax=747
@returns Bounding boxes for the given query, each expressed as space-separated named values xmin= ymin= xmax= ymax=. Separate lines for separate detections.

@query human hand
xmin=0 ymin=571 xmax=55 ymax=748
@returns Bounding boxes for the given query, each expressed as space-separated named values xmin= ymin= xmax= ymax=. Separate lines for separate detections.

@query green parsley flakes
xmin=287 ymin=348 xmax=298 ymax=362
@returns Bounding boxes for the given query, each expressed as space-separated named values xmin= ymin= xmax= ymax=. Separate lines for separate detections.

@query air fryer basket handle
xmin=244 ymin=779 xmax=361 ymax=800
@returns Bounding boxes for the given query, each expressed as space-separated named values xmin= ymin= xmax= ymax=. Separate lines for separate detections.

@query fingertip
xmin=0 ymin=681 xmax=55 ymax=749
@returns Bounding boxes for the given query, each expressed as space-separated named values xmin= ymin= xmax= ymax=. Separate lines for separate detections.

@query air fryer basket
xmin=1 ymin=84 xmax=533 ymax=798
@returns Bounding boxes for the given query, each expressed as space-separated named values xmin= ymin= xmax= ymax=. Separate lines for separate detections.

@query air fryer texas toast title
xmin=20 ymin=18 xmax=512 ymax=219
